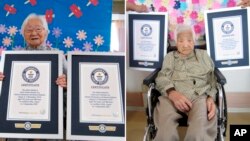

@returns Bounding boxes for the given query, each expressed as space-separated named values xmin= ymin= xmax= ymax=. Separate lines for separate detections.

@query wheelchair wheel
xmin=143 ymin=126 xmax=152 ymax=141
xmin=216 ymin=87 xmax=227 ymax=141
xmin=217 ymin=127 xmax=224 ymax=141
xmin=143 ymin=124 xmax=157 ymax=141
xmin=222 ymin=87 xmax=228 ymax=136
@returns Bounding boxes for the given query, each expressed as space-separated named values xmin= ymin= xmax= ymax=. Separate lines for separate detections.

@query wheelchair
xmin=142 ymin=48 xmax=228 ymax=141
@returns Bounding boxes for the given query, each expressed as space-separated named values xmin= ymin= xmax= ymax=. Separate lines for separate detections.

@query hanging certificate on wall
xmin=67 ymin=52 xmax=125 ymax=141
xmin=0 ymin=51 xmax=64 ymax=139
xmin=128 ymin=12 xmax=168 ymax=71
xmin=205 ymin=7 xmax=250 ymax=69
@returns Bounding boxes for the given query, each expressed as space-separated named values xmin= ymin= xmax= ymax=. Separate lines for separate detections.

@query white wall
xmin=126 ymin=68 xmax=250 ymax=93
xmin=221 ymin=69 xmax=250 ymax=92
xmin=126 ymin=67 xmax=151 ymax=92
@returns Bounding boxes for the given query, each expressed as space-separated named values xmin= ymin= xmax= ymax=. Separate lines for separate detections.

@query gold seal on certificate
xmin=79 ymin=63 xmax=124 ymax=124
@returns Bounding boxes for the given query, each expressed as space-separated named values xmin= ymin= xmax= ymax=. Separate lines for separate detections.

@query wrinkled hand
xmin=168 ymin=91 xmax=192 ymax=112
xmin=56 ymin=74 xmax=67 ymax=88
xmin=135 ymin=5 xmax=148 ymax=13
xmin=207 ymin=96 xmax=216 ymax=120
xmin=0 ymin=72 xmax=5 ymax=81
xmin=238 ymin=0 xmax=250 ymax=7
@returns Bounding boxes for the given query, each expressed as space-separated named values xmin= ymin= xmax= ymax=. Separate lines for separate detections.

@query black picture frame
xmin=67 ymin=52 xmax=125 ymax=141
xmin=0 ymin=51 xmax=64 ymax=139
xmin=205 ymin=7 xmax=250 ymax=69
xmin=128 ymin=12 xmax=168 ymax=71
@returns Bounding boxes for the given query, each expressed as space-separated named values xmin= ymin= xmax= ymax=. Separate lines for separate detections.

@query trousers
xmin=153 ymin=95 xmax=217 ymax=141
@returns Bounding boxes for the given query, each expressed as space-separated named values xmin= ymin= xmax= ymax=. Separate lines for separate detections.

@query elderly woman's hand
xmin=238 ymin=0 xmax=250 ymax=7
xmin=0 ymin=72 xmax=5 ymax=81
xmin=56 ymin=74 xmax=67 ymax=88
xmin=127 ymin=2 xmax=148 ymax=13
xmin=168 ymin=90 xmax=192 ymax=112
xmin=207 ymin=96 xmax=216 ymax=120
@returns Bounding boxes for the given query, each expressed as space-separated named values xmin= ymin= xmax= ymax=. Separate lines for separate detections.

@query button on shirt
xmin=156 ymin=49 xmax=217 ymax=101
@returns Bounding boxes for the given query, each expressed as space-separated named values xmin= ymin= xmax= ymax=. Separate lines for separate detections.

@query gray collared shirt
xmin=156 ymin=49 xmax=217 ymax=101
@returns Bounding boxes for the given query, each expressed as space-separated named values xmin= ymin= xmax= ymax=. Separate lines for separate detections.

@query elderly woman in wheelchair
xmin=143 ymin=24 xmax=227 ymax=141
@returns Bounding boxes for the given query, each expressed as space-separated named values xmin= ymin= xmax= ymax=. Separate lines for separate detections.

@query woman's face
xmin=176 ymin=30 xmax=194 ymax=57
xmin=23 ymin=18 xmax=47 ymax=48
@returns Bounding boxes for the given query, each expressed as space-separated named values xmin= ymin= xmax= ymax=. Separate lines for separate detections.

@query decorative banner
xmin=0 ymin=0 xmax=112 ymax=54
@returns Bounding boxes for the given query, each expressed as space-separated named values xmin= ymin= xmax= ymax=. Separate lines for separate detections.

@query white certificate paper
xmin=213 ymin=15 xmax=243 ymax=61
xmin=7 ymin=61 xmax=51 ymax=121
xmin=133 ymin=20 xmax=160 ymax=62
xmin=79 ymin=63 xmax=124 ymax=124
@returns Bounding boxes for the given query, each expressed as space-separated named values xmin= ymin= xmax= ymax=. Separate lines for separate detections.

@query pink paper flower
xmin=192 ymin=0 xmax=199 ymax=4
xmin=8 ymin=26 xmax=18 ymax=36
xmin=190 ymin=11 xmax=198 ymax=20
xmin=0 ymin=24 xmax=7 ymax=34
xmin=212 ymin=2 xmax=221 ymax=9
xmin=193 ymin=24 xmax=201 ymax=34
xmin=153 ymin=0 xmax=162 ymax=10
xmin=2 ymin=37 xmax=12 ymax=47
xmin=52 ymin=27 xmax=62 ymax=38
xmin=227 ymin=0 xmax=236 ymax=7
xmin=76 ymin=30 xmax=87 ymax=41
xmin=83 ymin=41 xmax=93 ymax=51
xmin=177 ymin=16 xmax=184 ymax=24
xmin=158 ymin=6 xmax=167 ymax=12
xmin=93 ymin=34 xmax=104 ymax=46
xmin=63 ymin=36 xmax=74 ymax=48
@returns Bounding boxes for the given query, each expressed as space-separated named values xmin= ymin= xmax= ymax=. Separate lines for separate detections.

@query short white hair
xmin=20 ymin=13 xmax=49 ymax=37
xmin=174 ymin=24 xmax=195 ymax=42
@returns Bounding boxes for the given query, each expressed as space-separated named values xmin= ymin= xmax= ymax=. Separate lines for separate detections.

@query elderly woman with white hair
xmin=0 ymin=13 xmax=66 ymax=141
xmin=153 ymin=24 xmax=217 ymax=141
xmin=0 ymin=13 xmax=67 ymax=87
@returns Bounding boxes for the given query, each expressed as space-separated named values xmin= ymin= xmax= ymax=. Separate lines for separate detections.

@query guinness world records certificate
xmin=128 ymin=12 xmax=168 ymax=71
xmin=205 ymin=7 xmax=250 ymax=69
xmin=79 ymin=63 xmax=123 ymax=123
xmin=133 ymin=20 xmax=160 ymax=62
xmin=67 ymin=52 xmax=125 ymax=141
xmin=7 ymin=61 xmax=51 ymax=121
xmin=0 ymin=51 xmax=63 ymax=139
xmin=212 ymin=16 xmax=243 ymax=61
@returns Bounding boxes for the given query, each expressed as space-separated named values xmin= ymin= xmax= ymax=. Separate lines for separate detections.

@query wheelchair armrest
xmin=214 ymin=67 xmax=226 ymax=85
xmin=143 ymin=68 xmax=161 ymax=86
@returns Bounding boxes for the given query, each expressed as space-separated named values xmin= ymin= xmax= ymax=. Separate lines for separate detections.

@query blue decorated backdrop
xmin=0 ymin=0 xmax=112 ymax=54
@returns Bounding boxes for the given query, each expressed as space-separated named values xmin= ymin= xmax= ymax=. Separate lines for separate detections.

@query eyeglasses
xmin=24 ymin=26 xmax=45 ymax=34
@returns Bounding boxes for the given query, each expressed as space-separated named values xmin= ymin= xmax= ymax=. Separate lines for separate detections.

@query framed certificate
xmin=0 ymin=51 xmax=64 ymax=139
xmin=67 ymin=52 xmax=125 ymax=141
xmin=205 ymin=7 xmax=250 ymax=69
xmin=128 ymin=12 xmax=168 ymax=71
